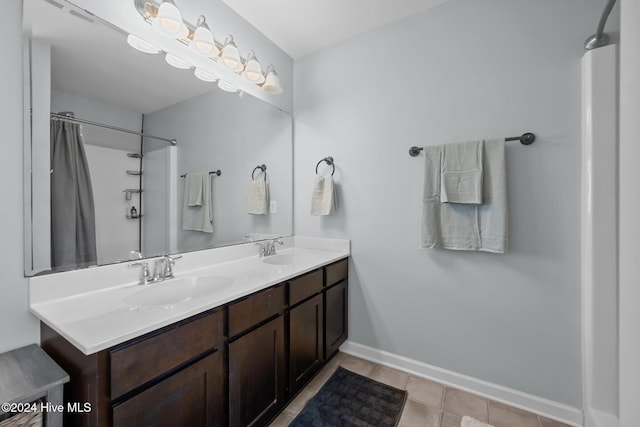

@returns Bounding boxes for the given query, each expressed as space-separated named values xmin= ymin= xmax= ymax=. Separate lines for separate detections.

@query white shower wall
xmin=84 ymin=145 xmax=140 ymax=264
xmin=581 ymin=44 xmax=619 ymax=427
xmin=51 ymin=91 xmax=144 ymax=265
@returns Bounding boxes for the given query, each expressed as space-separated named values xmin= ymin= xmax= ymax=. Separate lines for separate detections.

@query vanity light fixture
xmin=220 ymin=35 xmax=243 ymax=72
xmin=133 ymin=0 xmax=282 ymax=94
xmin=217 ymin=80 xmax=238 ymax=93
xmin=194 ymin=67 xmax=218 ymax=82
xmin=191 ymin=15 xmax=218 ymax=57
xmin=152 ymin=0 xmax=188 ymax=39
xmin=241 ymin=51 xmax=265 ymax=84
xmin=165 ymin=52 xmax=191 ymax=69
xmin=262 ymin=65 xmax=283 ymax=94
xmin=126 ymin=34 xmax=161 ymax=54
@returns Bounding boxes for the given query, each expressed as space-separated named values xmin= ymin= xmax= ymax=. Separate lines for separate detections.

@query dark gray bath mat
xmin=289 ymin=366 xmax=408 ymax=427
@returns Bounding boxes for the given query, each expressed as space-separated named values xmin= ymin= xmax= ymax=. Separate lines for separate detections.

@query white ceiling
xmin=221 ymin=0 xmax=449 ymax=59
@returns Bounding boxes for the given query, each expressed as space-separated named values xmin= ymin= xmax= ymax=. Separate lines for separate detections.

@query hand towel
xmin=461 ymin=416 xmax=494 ymax=427
xmin=247 ymin=179 xmax=269 ymax=215
xmin=441 ymin=140 xmax=483 ymax=204
xmin=182 ymin=172 xmax=213 ymax=233
xmin=310 ymin=175 xmax=337 ymax=215
xmin=185 ymin=172 xmax=204 ymax=206
xmin=419 ymin=139 xmax=507 ymax=253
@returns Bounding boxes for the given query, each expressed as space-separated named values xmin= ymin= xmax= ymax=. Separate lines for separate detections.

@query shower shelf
xmin=123 ymin=189 xmax=143 ymax=194
xmin=127 ymin=153 xmax=143 ymax=158
xmin=126 ymin=214 xmax=143 ymax=220
xmin=126 ymin=170 xmax=143 ymax=176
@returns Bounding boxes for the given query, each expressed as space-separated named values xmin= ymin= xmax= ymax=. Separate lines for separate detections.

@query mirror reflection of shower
xmin=48 ymin=101 xmax=175 ymax=270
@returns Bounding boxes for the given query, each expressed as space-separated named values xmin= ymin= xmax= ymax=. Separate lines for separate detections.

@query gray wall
xmin=293 ymin=0 xmax=609 ymax=407
xmin=144 ymin=90 xmax=293 ymax=253
xmin=0 ymin=0 xmax=40 ymax=353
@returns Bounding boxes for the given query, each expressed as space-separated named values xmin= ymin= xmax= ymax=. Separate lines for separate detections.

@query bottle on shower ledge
xmin=130 ymin=206 xmax=137 ymax=218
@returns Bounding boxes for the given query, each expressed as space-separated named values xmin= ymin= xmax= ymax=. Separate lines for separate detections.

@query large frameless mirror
xmin=23 ymin=0 xmax=292 ymax=276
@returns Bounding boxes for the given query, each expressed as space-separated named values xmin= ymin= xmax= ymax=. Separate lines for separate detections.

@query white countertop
xmin=29 ymin=236 xmax=349 ymax=355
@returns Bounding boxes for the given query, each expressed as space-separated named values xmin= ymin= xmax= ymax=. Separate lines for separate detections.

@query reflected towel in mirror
xmin=247 ymin=179 xmax=269 ymax=215
xmin=182 ymin=172 xmax=213 ymax=233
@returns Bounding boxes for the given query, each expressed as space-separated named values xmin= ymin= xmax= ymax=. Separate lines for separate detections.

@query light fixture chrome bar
xmin=133 ymin=0 xmax=241 ymax=63
xmin=50 ymin=113 xmax=177 ymax=146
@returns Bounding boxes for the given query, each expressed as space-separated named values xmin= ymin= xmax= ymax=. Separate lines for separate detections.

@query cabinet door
xmin=112 ymin=350 xmax=224 ymax=427
xmin=289 ymin=293 xmax=324 ymax=395
xmin=228 ymin=316 xmax=286 ymax=427
xmin=325 ymin=280 xmax=348 ymax=359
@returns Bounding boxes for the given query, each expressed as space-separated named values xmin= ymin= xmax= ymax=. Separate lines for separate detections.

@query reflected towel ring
xmin=315 ymin=156 xmax=335 ymax=176
xmin=252 ymin=164 xmax=267 ymax=180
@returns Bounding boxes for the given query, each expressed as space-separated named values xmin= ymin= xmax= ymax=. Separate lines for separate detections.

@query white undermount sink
xmin=124 ymin=276 xmax=234 ymax=307
xmin=262 ymin=253 xmax=295 ymax=265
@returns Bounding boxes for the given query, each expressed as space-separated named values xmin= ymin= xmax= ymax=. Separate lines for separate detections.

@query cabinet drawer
xmin=289 ymin=269 xmax=323 ymax=306
xmin=325 ymin=258 xmax=348 ymax=287
xmin=228 ymin=285 xmax=285 ymax=337
xmin=110 ymin=310 xmax=222 ymax=399
xmin=113 ymin=351 xmax=225 ymax=427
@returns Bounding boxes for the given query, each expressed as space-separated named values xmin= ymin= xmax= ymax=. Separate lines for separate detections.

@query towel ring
xmin=252 ymin=164 xmax=267 ymax=181
xmin=315 ymin=156 xmax=335 ymax=176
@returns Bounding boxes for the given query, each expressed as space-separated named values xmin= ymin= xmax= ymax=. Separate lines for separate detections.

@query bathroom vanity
xmin=30 ymin=239 xmax=349 ymax=427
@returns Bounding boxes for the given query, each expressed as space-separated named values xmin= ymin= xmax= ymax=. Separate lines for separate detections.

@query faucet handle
xmin=255 ymin=241 xmax=267 ymax=257
xmin=128 ymin=261 xmax=150 ymax=285
xmin=163 ymin=255 xmax=182 ymax=278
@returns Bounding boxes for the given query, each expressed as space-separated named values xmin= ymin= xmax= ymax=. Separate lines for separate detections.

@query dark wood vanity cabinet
xmin=227 ymin=284 xmax=287 ymax=427
xmin=40 ymin=257 xmax=349 ymax=427
xmin=41 ymin=309 xmax=225 ymax=427
xmin=288 ymin=270 xmax=325 ymax=395
xmin=324 ymin=259 xmax=349 ymax=359
xmin=228 ymin=316 xmax=286 ymax=427
xmin=289 ymin=293 xmax=324 ymax=395
xmin=112 ymin=351 xmax=224 ymax=427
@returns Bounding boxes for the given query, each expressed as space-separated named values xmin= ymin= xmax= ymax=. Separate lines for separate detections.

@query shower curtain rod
xmin=49 ymin=112 xmax=177 ymax=146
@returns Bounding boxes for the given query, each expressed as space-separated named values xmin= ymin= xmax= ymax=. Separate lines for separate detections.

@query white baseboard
xmin=340 ymin=340 xmax=584 ymax=427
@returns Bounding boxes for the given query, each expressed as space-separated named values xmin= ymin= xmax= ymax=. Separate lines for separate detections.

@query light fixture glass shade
xmin=165 ymin=53 xmax=191 ymax=69
xmin=191 ymin=16 xmax=218 ymax=56
xmin=262 ymin=65 xmax=283 ymax=94
xmin=152 ymin=0 xmax=188 ymax=39
xmin=217 ymin=80 xmax=238 ymax=92
xmin=126 ymin=34 xmax=161 ymax=54
xmin=194 ymin=67 xmax=218 ymax=82
xmin=241 ymin=50 xmax=265 ymax=84
xmin=220 ymin=35 xmax=243 ymax=72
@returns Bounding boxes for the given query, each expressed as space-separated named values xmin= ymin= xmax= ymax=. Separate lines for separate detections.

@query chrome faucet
xmin=154 ymin=255 xmax=181 ymax=281
xmin=257 ymin=238 xmax=284 ymax=257
xmin=128 ymin=260 xmax=151 ymax=285
xmin=128 ymin=255 xmax=181 ymax=285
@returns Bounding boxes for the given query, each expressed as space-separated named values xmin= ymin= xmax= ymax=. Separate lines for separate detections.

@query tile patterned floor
xmin=268 ymin=352 xmax=572 ymax=427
